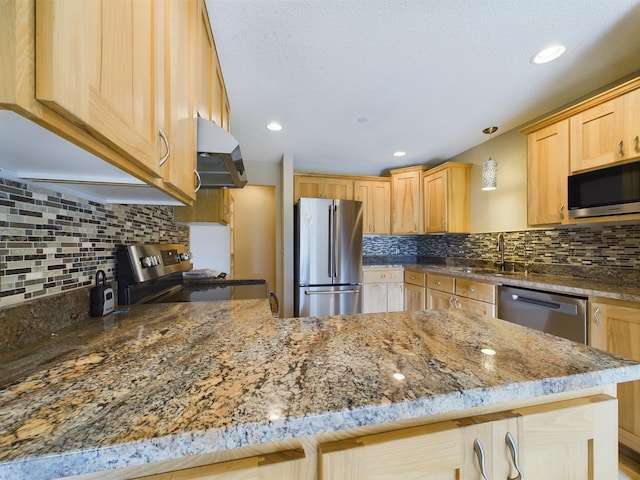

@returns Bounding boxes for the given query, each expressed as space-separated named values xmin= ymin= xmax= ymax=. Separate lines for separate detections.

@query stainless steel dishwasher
xmin=497 ymin=285 xmax=587 ymax=344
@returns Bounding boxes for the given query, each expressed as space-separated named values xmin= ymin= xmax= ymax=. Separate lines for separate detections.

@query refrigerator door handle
xmin=328 ymin=205 xmax=334 ymax=278
xmin=333 ymin=204 xmax=339 ymax=280
xmin=304 ymin=288 xmax=360 ymax=295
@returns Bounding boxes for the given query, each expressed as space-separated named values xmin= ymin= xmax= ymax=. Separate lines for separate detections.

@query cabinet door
xmin=134 ymin=448 xmax=306 ymax=480
xmin=423 ymin=170 xmax=447 ymax=233
xmin=527 ymin=120 xmax=569 ymax=225
xmin=362 ymin=282 xmax=388 ymax=314
xmin=427 ymin=289 xmax=453 ymax=311
xmin=355 ymin=180 xmax=391 ymax=234
xmin=590 ymin=300 xmax=640 ymax=452
xmin=392 ymin=170 xmax=422 ymax=234
xmin=174 ymin=188 xmax=229 ymax=223
xmin=387 ymin=282 xmax=404 ymax=312
xmin=623 ymin=88 xmax=640 ymax=160
xmin=294 ymin=175 xmax=323 ymax=202
xmin=455 ymin=296 xmax=495 ymax=317
xmin=161 ymin=0 xmax=196 ymax=200
xmin=570 ymin=97 xmax=625 ymax=172
xmin=323 ymin=177 xmax=354 ymax=200
xmin=513 ymin=395 xmax=618 ymax=479
xmin=404 ymin=283 xmax=425 ymax=311
xmin=319 ymin=421 xmax=465 ymax=479
xmin=36 ymin=0 xmax=161 ymax=178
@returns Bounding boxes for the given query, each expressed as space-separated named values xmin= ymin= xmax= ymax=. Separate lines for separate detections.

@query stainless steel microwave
xmin=568 ymin=160 xmax=640 ymax=219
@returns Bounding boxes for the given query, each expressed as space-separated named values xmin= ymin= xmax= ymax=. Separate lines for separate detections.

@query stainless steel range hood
xmin=197 ymin=118 xmax=248 ymax=188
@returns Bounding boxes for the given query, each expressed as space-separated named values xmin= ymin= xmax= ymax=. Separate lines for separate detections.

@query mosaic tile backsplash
xmin=0 ymin=178 xmax=189 ymax=306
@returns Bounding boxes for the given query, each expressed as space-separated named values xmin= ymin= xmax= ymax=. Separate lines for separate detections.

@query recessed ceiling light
xmin=531 ymin=44 xmax=566 ymax=64
xmin=393 ymin=151 xmax=406 ymax=157
xmin=266 ymin=121 xmax=283 ymax=131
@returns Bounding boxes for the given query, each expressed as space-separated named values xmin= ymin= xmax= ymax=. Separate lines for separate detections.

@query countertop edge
xmin=3 ymin=364 xmax=638 ymax=479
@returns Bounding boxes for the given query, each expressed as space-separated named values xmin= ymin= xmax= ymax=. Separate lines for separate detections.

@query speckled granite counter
xmin=364 ymin=263 xmax=640 ymax=303
xmin=1 ymin=299 xmax=639 ymax=479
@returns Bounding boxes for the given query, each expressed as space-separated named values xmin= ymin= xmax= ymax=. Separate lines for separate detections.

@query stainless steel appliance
xmin=568 ymin=159 xmax=640 ymax=218
xmin=116 ymin=244 xmax=270 ymax=306
xmin=294 ymin=198 xmax=363 ymax=317
xmin=498 ymin=285 xmax=587 ymax=344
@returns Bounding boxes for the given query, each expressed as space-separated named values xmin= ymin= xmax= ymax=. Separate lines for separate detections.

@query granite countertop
xmin=364 ymin=263 xmax=640 ymax=303
xmin=1 ymin=300 xmax=639 ymax=479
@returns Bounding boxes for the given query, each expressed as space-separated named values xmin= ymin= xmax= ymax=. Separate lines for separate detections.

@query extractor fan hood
xmin=197 ymin=118 xmax=248 ymax=188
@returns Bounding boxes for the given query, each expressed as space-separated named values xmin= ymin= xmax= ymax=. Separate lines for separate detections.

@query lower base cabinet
xmin=426 ymin=273 xmax=496 ymax=317
xmin=590 ymin=298 xmax=640 ymax=454
xmin=403 ymin=268 xmax=426 ymax=311
xmin=362 ymin=268 xmax=404 ymax=313
xmin=133 ymin=448 xmax=306 ymax=480
xmin=319 ymin=394 xmax=617 ymax=479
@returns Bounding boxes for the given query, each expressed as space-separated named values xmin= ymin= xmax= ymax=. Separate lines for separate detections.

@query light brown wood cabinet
xmin=570 ymin=87 xmax=640 ymax=173
xmin=174 ymin=188 xmax=233 ymax=224
xmin=422 ymin=162 xmax=471 ymax=233
xmin=1 ymin=0 xmax=220 ymax=205
xmin=293 ymin=174 xmax=354 ymax=203
xmin=403 ymin=269 xmax=426 ymax=311
xmin=589 ymin=298 xmax=640 ymax=454
xmin=526 ymin=119 xmax=569 ymax=226
xmin=354 ymin=179 xmax=391 ymax=234
xmin=36 ymin=0 xmax=162 ymax=179
xmin=133 ymin=448 xmax=306 ymax=480
xmin=319 ymin=395 xmax=617 ymax=479
xmin=362 ymin=268 xmax=404 ymax=313
xmin=426 ymin=273 xmax=496 ymax=317
xmin=390 ymin=166 xmax=425 ymax=234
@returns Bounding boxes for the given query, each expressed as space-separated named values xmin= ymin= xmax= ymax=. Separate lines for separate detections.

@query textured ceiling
xmin=206 ymin=0 xmax=640 ymax=176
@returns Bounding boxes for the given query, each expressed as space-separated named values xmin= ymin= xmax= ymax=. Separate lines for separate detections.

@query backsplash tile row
xmin=364 ymin=224 xmax=640 ymax=282
xmin=0 ymin=178 xmax=189 ymax=306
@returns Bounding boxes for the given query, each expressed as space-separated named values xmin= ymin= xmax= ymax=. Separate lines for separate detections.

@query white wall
xmin=189 ymin=224 xmax=231 ymax=272
xmin=448 ymin=128 xmax=528 ymax=233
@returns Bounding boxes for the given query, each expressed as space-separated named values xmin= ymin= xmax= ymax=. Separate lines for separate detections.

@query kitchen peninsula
xmin=1 ymin=299 xmax=639 ymax=479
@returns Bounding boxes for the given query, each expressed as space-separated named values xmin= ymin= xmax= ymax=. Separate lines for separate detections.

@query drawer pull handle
xmin=593 ymin=306 xmax=601 ymax=326
xmin=473 ymin=439 xmax=490 ymax=480
xmin=158 ymin=128 xmax=170 ymax=167
xmin=617 ymin=139 xmax=624 ymax=157
xmin=505 ymin=432 xmax=524 ymax=480
xmin=436 ymin=281 xmax=441 ymax=285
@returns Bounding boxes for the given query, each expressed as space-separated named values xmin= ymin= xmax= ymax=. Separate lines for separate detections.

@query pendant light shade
xmin=482 ymin=157 xmax=497 ymax=190
xmin=481 ymin=126 xmax=498 ymax=191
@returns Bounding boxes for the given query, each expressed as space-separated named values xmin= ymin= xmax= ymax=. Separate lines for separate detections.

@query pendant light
xmin=481 ymin=126 xmax=498 ymax=191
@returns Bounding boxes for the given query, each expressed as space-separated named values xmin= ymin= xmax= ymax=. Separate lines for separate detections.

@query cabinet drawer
xmin=363 ymin=269 xmax=403 ymax=283
xmin=455 ymin=279 xmax=496 ymax=304
xmin=403 ymin=269 xmax=426 ymax=287
xmin=457 ymin=297 xmax=496 ymax=317
xmin=427 ymin=274 xmax=454 ymax=293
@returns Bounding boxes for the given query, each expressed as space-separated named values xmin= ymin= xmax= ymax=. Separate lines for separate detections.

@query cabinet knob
xmin=381 ymin=274 xmax=386 ymax=279
xmin=436 ymin=281 xmax=441 ymax=285
xmin=469 ymin=287 xmax=475 ymax=292
xmin=411 ymin=275 xmax=416 ymax=280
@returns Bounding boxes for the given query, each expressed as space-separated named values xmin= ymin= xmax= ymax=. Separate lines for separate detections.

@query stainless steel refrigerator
xmin=294 ymin=198 xmax=363 ymax=317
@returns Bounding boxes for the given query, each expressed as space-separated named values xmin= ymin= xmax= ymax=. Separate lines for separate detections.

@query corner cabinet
xmin=526 ymin=119 xmax=570 ymax=226
xmin=590 ymin=298 xmax=640 ymax=454
xmin=390 ymin=166 xmax=425 ymax=234
xmin=319 ymin=395 xmax=617 ymax=479
xmin=403 ymin=268 xmax=426 ymax=311
xmin=362 ymin=268 xmax=403 ymax=313
xmin=422 ymin=162 xmax=471 ymax=233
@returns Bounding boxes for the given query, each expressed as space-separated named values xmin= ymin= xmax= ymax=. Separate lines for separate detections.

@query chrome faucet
xmin=496 ymin=233 xmax=505 ymax=271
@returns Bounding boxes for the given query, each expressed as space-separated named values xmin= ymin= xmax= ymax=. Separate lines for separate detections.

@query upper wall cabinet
xmin=570 ymin=88 xmax=640 ymax=173
xmin=422 ymin=162 xmax=471 ymax=233
xmin=354 ymin=178 xmax=391 ymax=235
xmin=522 ymin=76 xmax=640 ymax=226
xmin=390 ymin=166 xmax=425 ymax=234
xmin=293 ymin=174 xmax=354 ymax=203
xmin=527 ymin=120 xmax=569 ymax=226
xmin=0 ymin=0 xmax=226 ymax=205
xmin=36 ymin=0 xmax=162 ymax=179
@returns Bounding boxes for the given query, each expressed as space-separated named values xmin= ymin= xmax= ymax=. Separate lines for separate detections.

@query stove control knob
xmin=153 ymin=255 xmax=161 ymax=266
xmin=141 ymin=256 xmax=152 ymax=268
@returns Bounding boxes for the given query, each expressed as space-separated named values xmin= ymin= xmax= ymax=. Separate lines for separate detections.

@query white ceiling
xmin=206 ymin=0 xmax=640 ymax=177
